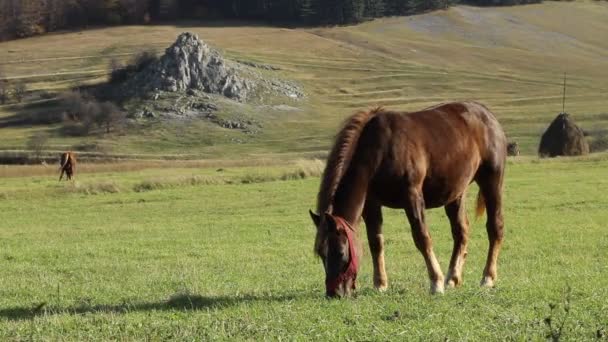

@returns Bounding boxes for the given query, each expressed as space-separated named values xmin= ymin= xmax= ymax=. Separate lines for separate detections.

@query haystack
xmin=538 ymin=113 xmax=589 ymax=157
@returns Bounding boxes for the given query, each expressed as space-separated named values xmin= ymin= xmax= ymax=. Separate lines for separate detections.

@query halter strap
xmin=325 ymin=215 xmax=359 ymax=293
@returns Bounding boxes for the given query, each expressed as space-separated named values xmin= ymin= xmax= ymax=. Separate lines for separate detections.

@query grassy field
xmin=1 ymin=3 xmax=608 ymax=339
xmin=1 ymin=1 xmax=608 ymax=158
xmin=1 ymin=156 xmax=607 ymax=340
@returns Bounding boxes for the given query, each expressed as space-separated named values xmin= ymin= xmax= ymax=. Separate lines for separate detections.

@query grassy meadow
xmin=1 ymin=156 xmax=608 ymax=340
xmin=1 ymin=1 xmax=608 ymax=157
xmin=2 ymin=1 xmax=608 ymax=340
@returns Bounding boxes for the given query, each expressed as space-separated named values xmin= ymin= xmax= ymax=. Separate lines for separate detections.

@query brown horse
xmin=59 ymin=152 xmax=76 ymax=181
xmin=310 ymin=101 xmax=507 ymax=298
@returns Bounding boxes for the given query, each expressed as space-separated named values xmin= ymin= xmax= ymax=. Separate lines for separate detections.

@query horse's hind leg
xmin=477 ymin=168 xmax=505 ymax=287
xmin=363 ymin=200 xmax=387 ymax=291
xmin=444 ymin=195 xmax=469 ymax=288
xmin=404 ymin=189 xmax=444 ymax=294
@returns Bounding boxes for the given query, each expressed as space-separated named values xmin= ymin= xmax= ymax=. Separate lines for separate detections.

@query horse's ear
xmin=323 ymin=212 xmax=337 ymax=232
xmin=309 ymin=210 xmax=321 ymax=227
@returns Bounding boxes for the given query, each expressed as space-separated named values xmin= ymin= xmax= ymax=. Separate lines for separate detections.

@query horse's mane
xmin=316 ymin=107 xmax=383 ymax=214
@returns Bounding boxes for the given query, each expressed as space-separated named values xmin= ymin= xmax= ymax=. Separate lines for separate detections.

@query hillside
xmin=1 ymin=1 xmax=607 ymax=159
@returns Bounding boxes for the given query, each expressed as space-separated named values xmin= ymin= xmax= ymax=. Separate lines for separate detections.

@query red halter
xmin=325 ymin=215 xmax=359 ymax=294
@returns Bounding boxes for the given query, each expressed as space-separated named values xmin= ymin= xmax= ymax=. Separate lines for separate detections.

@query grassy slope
xmin=1 ymin=2 xmax=607 ymax=157
xmin=0 ymin=157 xmax=607 ymax=339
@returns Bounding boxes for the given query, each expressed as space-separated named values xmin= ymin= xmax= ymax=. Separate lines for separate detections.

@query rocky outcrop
xmin=125 ymin=33 xmax=253 ymax=101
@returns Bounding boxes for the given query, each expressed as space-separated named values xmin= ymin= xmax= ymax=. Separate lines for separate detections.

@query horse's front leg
xmin=363 ymin=201 xmax=387 ymax=291
xmin=405 ymin=189 xmax=445 ymax=294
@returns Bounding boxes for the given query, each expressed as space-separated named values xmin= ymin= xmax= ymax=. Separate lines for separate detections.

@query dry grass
xmin=133 ymin=175 xmax=224 ymax=192
xmin=134 ymin=159 xmax=325 ymax=191
xmin=279 ymin=158 xmax=324 ymax=180
xmin=0 ymin=158 xmax=291 ymax=178
xmin=61 ymin=181 xmax=121 ymax=195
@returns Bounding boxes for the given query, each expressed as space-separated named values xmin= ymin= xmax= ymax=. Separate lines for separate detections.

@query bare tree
xmin=26 ymin=132 xmax=50 ymax=162
xmin=0 ymin=68 xmax=7 ymax=104
xmin=13 ymin=81 xmax=27 ymax=102
xmin=97 ymin=101 xmax=125 ymax=133
xmin=0 ymin=81 xmax=8 ymax=105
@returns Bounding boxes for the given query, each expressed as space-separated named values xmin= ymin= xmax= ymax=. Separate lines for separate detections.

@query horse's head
xmin=310 ymin=211 xmax=359 ymax=298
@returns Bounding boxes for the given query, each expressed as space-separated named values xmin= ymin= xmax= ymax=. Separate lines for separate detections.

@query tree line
xmin=0 ymin=0 xmax=545 ymax=40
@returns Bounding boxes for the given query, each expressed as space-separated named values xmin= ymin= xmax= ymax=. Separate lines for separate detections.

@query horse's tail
xmin=476 ymin=190 xmax=486 ymax=219
xmin=59 ymin=153 xmax=67 ymax=171
xmin=59 ymin=153 xmax=70 ymax=170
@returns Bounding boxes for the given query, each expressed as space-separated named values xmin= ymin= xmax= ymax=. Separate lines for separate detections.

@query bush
xmin=109 ymin=50 xmax=158 ymax=84
xmin=1 ymin=80 xmax=10 ymax=105
xmin=589 ymin=131 xmax=608 ymax=153
xmin=132 ymin=50 xmax=158 ymax=71
xmin=60 ymin=91 xmax=101 ymax=136
xmin=14 ymin=22 xmax=45 ymax=38
xmin=13 ymin=81 xmax=27 ymax=103
xmin=96 ymin=101 xmax=125 ymax=133
xmin=26 ymin=132 xmax=50 ymax=161
xmin=29 ymin=110 xmax=64 ymax=125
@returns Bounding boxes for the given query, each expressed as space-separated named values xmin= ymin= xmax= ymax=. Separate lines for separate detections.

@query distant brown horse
xmin=310 ymin=101 xmax=507 ymax=298
xmin=59 ymin=152 xmax=76 ymax=181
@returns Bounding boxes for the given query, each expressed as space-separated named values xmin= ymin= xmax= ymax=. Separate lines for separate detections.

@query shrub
xmin=60 ymin=91 xmax=107 ymax=136
xmin=14 ymin=22 xmax=45 ymax=38
xmin=26 ymin=132 xmax=50 ymax=161
xmin=13 ymin=81 xmax=27 ymax=103
xmin=0 ymin=69 xmax=8 ymax=104
xmin=589 ymin=131 xmax=608 ymax=153
xmin=96 ymin=101 xmax=125 ymax=133
xmin=109 ymin=50 xmax=158 ymax=84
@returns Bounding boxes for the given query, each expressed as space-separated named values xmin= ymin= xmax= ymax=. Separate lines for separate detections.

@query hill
xmin=1 ymin=1 xmax=607 ymax=159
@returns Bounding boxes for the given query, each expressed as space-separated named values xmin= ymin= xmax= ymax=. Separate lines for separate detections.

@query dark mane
xmin=316 ymin=107 xmax=382 ymax=214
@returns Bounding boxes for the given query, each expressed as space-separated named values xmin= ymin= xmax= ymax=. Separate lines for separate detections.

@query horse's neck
xmin=332 ymin=163 xmax=370 ymax=225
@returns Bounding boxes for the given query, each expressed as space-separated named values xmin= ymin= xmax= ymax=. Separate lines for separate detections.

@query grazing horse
xmin=309 ymin=101 xmax=507 ymax=298
xmin=59 ymin=152 xmax=76 ymax=181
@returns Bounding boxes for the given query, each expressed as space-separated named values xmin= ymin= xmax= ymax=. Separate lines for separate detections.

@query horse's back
xmin=404 ymin=101 xmax=506 ymax=167
xmin=365 ymin=101 xmax=506 ymax=208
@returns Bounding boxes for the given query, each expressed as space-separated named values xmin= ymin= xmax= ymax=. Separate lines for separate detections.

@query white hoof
xmin=431 ymin=281 xmax=445 ymax=295
xmin=376 ymin=284 xmax=388 ymax=292
xmin=480 ymin=276 xmax=495 ymax=288
xmin=374 ymin=277 xmax=388 ymax=292
xmin=446 ymin=279 xmax=457 ymax=288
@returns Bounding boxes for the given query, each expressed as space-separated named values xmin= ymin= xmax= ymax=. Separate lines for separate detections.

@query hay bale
xmin=538 ymin=113 xmax=589 ymax=157
xmin=507 ymin=142 xmax=520 ymax=156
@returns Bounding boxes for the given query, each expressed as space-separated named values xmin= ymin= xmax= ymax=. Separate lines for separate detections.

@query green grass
xmin=2 ymin=2 xmax=608 ymax=158
xmin=1 ymin=156 xmax=607 ymax=339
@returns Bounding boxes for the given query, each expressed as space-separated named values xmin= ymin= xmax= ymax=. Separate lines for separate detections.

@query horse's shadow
xmin=0 ymin=291 xmax=310 ymax=321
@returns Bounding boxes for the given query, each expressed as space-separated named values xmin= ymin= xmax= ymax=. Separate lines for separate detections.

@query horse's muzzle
xmin=326 ymin=278 xmax=355 ymax=298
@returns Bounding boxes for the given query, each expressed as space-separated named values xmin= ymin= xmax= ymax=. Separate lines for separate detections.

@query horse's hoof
xmin=431 ymin=281 xmax=445 ymax=295
xmin=480 ymin=276 xmax=495 ymax=288
xmin=445 ymin=272 xmax=462 ymax=288
xmin=374 ymin=277 xmax=388 ymax=292
xmin=375 ymin=284 xmax=388 ymax=292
